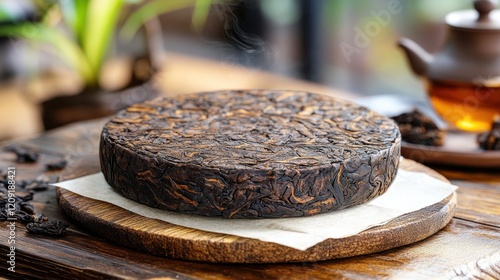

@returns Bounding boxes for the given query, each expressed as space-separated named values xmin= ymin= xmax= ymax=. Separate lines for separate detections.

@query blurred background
xmin=0 ymin=0 xmax=471 ymax=140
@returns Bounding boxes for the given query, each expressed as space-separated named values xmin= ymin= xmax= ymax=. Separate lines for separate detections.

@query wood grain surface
xmin=56 ymin=155 xmax=455 ymax=263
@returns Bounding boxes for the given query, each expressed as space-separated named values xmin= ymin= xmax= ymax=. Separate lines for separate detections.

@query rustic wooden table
xmin=0 ymin=116 xmax=499 ymax=280
xmin=0 ymin=53 xmax=498 ymax=279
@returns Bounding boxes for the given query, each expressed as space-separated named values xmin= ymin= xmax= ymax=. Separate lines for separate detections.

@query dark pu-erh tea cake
xmin=99 ymin=90 xmax=401 ymax=218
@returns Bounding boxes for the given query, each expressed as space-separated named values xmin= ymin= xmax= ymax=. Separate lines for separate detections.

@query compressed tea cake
xmin=100 ymin=90 xmax=401 ymax=218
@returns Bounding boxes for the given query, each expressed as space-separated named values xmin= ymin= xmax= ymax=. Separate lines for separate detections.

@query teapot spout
xmin=398 ymin=38 xmax=433 ymax=76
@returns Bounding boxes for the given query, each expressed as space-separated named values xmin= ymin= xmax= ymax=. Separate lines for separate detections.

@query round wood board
xmin=56 ymin=156 xmax=456 ymax=263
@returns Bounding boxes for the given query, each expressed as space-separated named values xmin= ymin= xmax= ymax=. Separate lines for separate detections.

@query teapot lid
xmin=446 ymin=0 xmax=500 ymax=30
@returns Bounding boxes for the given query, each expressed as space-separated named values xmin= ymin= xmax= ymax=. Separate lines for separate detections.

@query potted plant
xmin=0 ymin=0 xmax=219 ymax=129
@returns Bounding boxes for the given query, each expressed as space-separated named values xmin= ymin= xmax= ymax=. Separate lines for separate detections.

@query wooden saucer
xmin=56 ymin=156 xmax=456 ymax=263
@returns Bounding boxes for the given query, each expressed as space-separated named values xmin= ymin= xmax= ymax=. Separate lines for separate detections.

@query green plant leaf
xmin=82 ymin=0 xmax=124 ymax=79
xmin=120 ymin=0 xmax=196 ymax=40
xmin=0 ymin=24 xmax=94 ymax=84
xmin=59 ymin=0 xmax=89 ymax=45
xmin=0 ymin=8 xmax=14 ymax=22
xmin=192 ymin=0 xmax=213 ymax=32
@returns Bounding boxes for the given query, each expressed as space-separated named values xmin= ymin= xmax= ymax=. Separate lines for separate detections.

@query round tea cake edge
xmin=99 ymin=90 xmax=401 ymax=218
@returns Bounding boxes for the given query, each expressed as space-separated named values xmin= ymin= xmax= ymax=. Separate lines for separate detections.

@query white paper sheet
xmin=54 ymin=169 xmax=457 ymax=250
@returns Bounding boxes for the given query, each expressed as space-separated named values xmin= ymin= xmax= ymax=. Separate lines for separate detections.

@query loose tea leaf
xmin=100 ymin=90 xmax=401 ymax=218
xmin=26 ymin=220 xmax=69 ymax=236
xmin=391 ymin=109 xmax=445 ymax=146
xmin=477 ymin=116 xmax=500 ymax=150
xmin=5 ymin=146 xmax=40 ymax=163
xmin=45 ymin=159 xmax=68 ymax=171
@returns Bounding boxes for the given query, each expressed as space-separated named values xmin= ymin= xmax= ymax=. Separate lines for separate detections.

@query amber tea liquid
xmin=427 ymin=80 xmax=500 ymax=132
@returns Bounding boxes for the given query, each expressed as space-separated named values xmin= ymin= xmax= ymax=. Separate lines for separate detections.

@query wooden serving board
xmin=56 ymin=156 xmax=456 ymax=263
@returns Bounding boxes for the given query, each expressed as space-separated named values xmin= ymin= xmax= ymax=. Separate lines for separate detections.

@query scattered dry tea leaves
xmin=0 ymin=171 xmax=69 ymax=236
xmin=477 ymin=116 xmax=500 ymax=150
xmin=391 ymin=109 xmax=445 ymax=146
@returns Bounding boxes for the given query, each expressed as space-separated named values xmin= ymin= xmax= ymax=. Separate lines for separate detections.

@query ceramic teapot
xmin=399 ymin=0 xmax=500 ymax=132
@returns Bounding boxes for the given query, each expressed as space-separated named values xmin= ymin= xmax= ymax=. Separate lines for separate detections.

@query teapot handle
xmin=475 ymin=0 xmax=498 ymax=22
